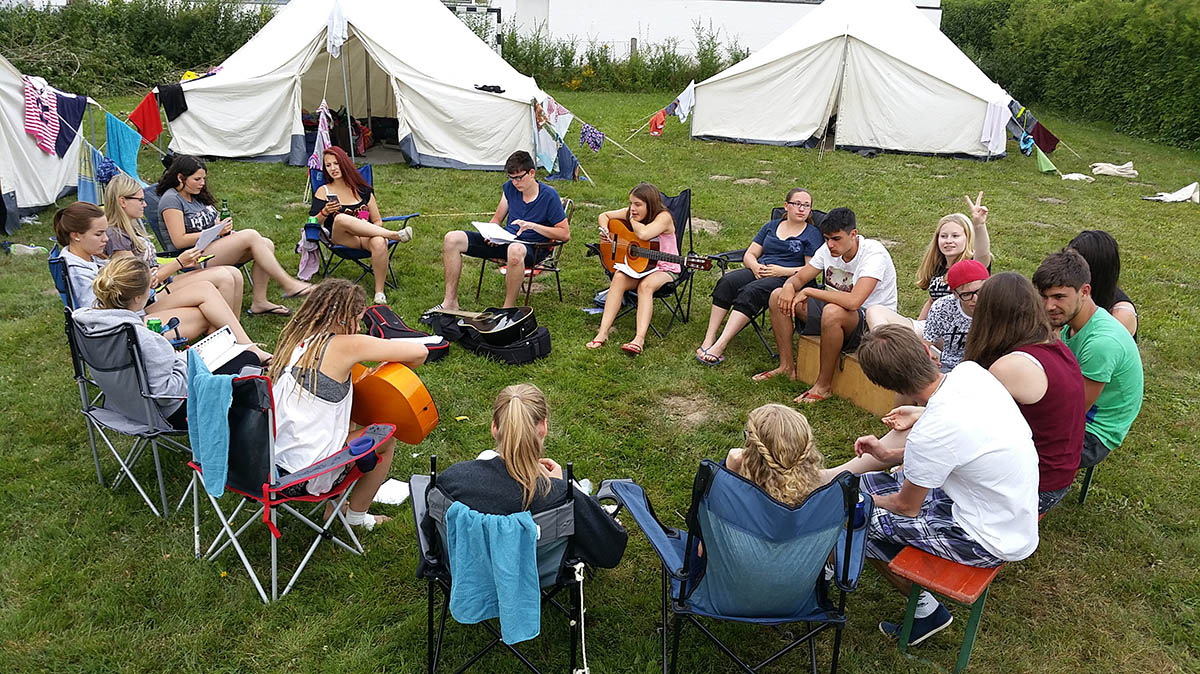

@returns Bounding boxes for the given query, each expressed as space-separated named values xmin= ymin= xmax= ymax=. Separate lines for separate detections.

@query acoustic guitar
xmin=424 ymin=306 xmax=537 ymax=346
xmin=350 ymin=362 xmax=439 ymax=445
xmin=595 ymin=218 xmax=713 ymax=277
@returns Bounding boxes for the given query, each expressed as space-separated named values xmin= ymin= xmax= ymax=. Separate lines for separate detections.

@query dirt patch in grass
xmin=905 ymin=163 xmax=924 ymax=168
xmin=1038 ymin=197 xmax=1068 ymax=204
xmin=709 ymin=175 xmax=733 ymax=181
xmin=877 ymin=238 xmax=902 ymax=249
xmin=733 ymin=177 xmax=770 ymax=186
xmin=692 ymin=218 xmax=722 ymax=235
xmin=663 ymin=394 xmax=717 ymax=431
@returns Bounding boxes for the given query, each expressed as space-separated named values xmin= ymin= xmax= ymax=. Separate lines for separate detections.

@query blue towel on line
xmin=187 ymin=350 xmax=233 ymax=497
xmin=105 ymin=112 xmax=143 ymax=183
xmin=546 ymin=143 xmax=582 ymax=182
xmin=446 ymin=502 xmax=541 ymax=645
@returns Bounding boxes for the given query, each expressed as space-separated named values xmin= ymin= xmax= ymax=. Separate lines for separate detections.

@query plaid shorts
xmin=861 ymin=469 xmax=1004 ymax=568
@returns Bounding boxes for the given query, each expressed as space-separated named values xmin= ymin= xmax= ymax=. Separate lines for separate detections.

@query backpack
xmin=361 ymin=305 xmax=449 ymax=362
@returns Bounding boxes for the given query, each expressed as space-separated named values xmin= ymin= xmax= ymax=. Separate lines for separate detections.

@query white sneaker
xmin=373 ymin=292 xmax=387 ymax=304
xmin=396 ymin=226 xmax=413 ymax=243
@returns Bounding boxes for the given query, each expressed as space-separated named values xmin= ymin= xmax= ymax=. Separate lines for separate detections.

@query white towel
xmin=674 ymin=80 xmax=696 ymax=123
xmin=1090 ymin=161 xmax=1138 ymax=178
xmin=1061 ymin=173 xmax=1095 ymax=182
xmin=1143 ymin=182 xmax=1199 ymax=203
xmin=981 ymin=99 xmax=1010 ymax=154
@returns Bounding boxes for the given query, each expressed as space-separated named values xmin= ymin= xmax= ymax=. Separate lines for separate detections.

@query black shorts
xmin=1080 ymin=431 xmax=1111 ymax=469
xmin=710 ymin=268 xmax=788 ymax=316
xmin=462 ymin=230 xmax=551 ymax=268
xmin=796 ymin=297 xmax=867 ymax=352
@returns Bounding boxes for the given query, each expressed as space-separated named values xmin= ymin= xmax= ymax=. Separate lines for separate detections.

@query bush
xmin=0 ymin=0 xmax=272 ymax=96
xmin=942 ymin=0 xmax=1200 ymax=149
xmin=496 ymin=22 xmax=750 ymax=93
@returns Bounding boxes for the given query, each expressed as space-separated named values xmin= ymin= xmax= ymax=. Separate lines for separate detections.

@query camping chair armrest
xmin=524 ymin=239 xmax=564 ymax=250
xmin=832 ymin=490 xmax=873 ymax=592
xmin=595 ymin=478 xmax=633 ymax=518
xmin=409 ymin=473 xmax=441 ymax=573
xmin=711 ymin=248 xmax=748 ymax=272
xmin=381 ymin=212 xmax=419 ymax=223
xmin=271 ymin=423 xmax=396 ymax=490
xmin=144 ymin=393 xmax=187 ymax=403
xmin=608 ymin=481 xmax=690 ymax=579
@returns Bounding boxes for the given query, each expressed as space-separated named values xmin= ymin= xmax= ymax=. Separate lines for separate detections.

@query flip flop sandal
xmin=246 ymin=305 xmax=291 ymax=317
xmin=695 ymin=348 xmax=725 ymax=366
xmin=795 ymin=390 xmax=830 ymax=404
xmin=586 ymin=339 xmax=607 ymax=350
xmin=620 ymin=342 xmax=643 ymax=356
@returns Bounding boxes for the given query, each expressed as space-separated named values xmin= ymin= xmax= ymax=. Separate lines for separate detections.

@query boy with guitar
xmin=587 ymin=182 xmax=679 ymax=356
xmin=433 ymin=151 xmax=570 ymax=311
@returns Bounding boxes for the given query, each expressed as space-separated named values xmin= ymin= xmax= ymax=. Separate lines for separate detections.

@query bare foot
xmin=248 ymin=345 xmax=273 ymax=365
xmin=752 ymin=367 xmax=795 ymax=382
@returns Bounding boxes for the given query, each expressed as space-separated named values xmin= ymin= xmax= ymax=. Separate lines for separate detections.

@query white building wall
xmin=493 ymin=0 xmax=941 ymax=58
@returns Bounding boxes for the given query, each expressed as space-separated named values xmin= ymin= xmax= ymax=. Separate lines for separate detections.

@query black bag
xmin=462 ymin=326 xmax=551 ymax=365
xmin=362 ymin=305 xmax=449 ymax=362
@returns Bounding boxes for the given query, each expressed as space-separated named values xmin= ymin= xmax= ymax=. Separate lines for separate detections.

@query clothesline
xmin=89 ymin=99 xmax=169 ymax=158
xmin=572 ymin=113 xmax=645 ymax=164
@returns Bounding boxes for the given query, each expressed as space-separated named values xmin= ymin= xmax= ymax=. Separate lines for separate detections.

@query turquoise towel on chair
xmin=105 ymin=112 xmax=143 ymax=182
xmin=187 ymin=350 xmax=233 ymax=497
xmin=446 ymin=501 xmax=541 ymax=644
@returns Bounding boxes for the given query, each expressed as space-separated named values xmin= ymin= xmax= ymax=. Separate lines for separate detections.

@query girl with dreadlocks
xmin=268 ymin=279 xmax=427 ymax=529
xmin=426 ymin=383 xmax=628 ymax=569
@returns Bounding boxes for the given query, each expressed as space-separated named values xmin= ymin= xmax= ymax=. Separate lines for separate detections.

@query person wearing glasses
xmin=921 ymin=259 xmax=988 ymax=373
xmin=695 ymin=188 xmax=824 ymax=366
xmin=432 ymin=150 xmax=570 ymax=311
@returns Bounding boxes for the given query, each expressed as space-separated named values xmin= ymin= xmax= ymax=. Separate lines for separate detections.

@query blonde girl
xmin=725 ymin=404 xmax=830 ymax=506
xmin=268 ymin=279 xmax=426 ymax=528
xmin=866 ymin=193 xmax=991 ymax=330
xmin=427 ymin=383 xmax=627 ymax=568
xmin=104 ymin=175 xmax=244 ymax=313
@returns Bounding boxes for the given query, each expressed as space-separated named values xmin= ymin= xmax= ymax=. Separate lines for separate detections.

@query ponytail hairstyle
xmin=155 ymin=154 xmax=215 ymax=206
xmin=104 ymin=175 xmax=152 ymax=257
xmin=915 ymin=213 xmax=976 ymax=289
xmin=93 ymin=257 xmax=152 ymax=310
xmin=267 ymin=279 xmax=366 ymax=390
xmin=53 ymin=201 xmax=104 ymax=246
xmin=739 ymin=404 xmax=825 ymax=506
xmin=492 ymin=383 xmax=551 ymax=508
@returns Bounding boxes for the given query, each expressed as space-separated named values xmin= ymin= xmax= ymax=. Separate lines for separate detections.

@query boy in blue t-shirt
xmin=434 ymin=151 xmax=570 ymax=310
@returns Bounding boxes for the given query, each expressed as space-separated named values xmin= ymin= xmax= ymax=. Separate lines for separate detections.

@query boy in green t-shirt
xmin=1034 ymin=250 xmax=1144 ymax=467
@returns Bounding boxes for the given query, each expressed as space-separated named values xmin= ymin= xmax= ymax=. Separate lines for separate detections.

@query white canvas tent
xmin=0 ymin=52 xmax=83 ymax=233
xmin=690 ymin=0 xmax=1011 ymax=158
xmin=167 ymin=0 xmax=545 ymax=170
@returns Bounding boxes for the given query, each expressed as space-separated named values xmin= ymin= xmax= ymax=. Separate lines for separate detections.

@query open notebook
xmin=189 ymin=325 xmax=249 ymax=371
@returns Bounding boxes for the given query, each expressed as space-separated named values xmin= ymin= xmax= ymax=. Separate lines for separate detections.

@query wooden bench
xmin=888 ymin=546 xmax=1003 ymax=673
xmin=794 ymin=335 xmax=894 ymax=416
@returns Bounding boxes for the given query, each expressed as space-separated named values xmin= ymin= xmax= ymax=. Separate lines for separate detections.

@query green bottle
xmin=219 ymin=199 xmax=231 ymax=221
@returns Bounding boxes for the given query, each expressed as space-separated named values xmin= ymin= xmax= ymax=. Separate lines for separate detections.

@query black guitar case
xmin=420 ymin=309 xmax=550 ymax=365
xmin=362 ymin=305 xmax=449 ymax=362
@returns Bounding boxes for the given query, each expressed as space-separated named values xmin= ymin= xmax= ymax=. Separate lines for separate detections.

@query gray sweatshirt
xmin=71 ymin=307 xmax=187 ymax=419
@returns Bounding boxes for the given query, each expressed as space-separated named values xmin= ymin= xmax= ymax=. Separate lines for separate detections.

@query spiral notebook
xmin=189 ymin=325 xmax=249 ymax=371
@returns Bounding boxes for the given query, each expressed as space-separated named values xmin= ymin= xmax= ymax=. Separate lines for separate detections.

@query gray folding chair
xmin=69 ymin=317 xmax=189 ymax=518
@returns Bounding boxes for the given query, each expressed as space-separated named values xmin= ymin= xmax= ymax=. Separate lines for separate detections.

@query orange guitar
xmin=350 ymin=362 xmax=438 ymax=445
xmin=596 ymin=218 xmax=713 ymax=277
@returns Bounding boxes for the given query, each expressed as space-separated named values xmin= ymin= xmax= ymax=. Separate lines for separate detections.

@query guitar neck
xmin=431 ymin=309 xmax=484 ymax=320
xmin=628 ymin=244 xmax=690 ymax=266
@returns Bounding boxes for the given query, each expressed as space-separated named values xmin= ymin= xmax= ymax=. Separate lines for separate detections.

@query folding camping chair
xmin=710 ymin=208 xmax=828 ymax=358
xmin=188 ymin=372 xmax=397 ymax=603
xmin=50 ymin=248 xmax=190 ymax=517
xmin=411 ymin=456 xmax=594 ymax=673
xmin=608 ymin=461 xmax=869 ymax=674
xmin=305 ymin=165 xmax=419 ymax=289
xmin=474 ymin=198 xmax=575 ymax=305
xmin=143 ymin=190 xmax=255 ymax=288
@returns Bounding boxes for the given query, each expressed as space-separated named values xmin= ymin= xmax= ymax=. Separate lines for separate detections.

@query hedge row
xmin=942 ymin=0 xmax=1200 ymax=150
xmin=0 ymin=0 xmax=272 ymax=96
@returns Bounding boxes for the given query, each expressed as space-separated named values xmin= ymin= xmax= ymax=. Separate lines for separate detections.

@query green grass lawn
xmin=1 ymin=89 xmax=1198 ymax=672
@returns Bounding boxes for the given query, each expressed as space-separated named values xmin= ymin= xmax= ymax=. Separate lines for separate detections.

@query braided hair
xmin=267 ymin=279 xmax=365 ymax=392
xmin=738 ymin=404 xmax=825 ymax=506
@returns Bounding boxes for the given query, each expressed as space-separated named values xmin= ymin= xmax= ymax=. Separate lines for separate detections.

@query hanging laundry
xmin=544 ymin=96 xmax=570 ymax=121
xmin=327 ymin=0 xmax=348 ymax=58
xmin=551 ymin=112 xmax=573 ymax=142
xmin=546 ymin=144 xmax=581 ymax=181
xmin=129 ymin=92 xmax=163 ymax=144
xmin=665 ymin=100 xmax=678 ymax=117
xmin=1019 ymin=134 xmax=1035 ymax=157
xmin=649 ymin=109 xmax=667 ymax=137
xmin=1035 ymin=146 xmax=1057 ymax=174
xmin=23 ymin=75 xmax=58 ymax=154
xmin=77 ymin=147 xmax=102 ymax=205
xmin=1031 ymin=122 xmax=1059 ymax=154
xmin=1006 ymin=99 xmax=1038 ymax=141
xmin=308 ymin=100 xmax=333 ymax=170
xmin=158 ymin=83 xmax=188 ymax=121
xmin=105 ymin=112 xmax=143 ymax=182
xmin=674 ymin=80 xmax=696 ymax=122
xmin=54 ymin=92 xmax=89 ymax=158
xmin=980 ymin=99 xmax=1009 ymax=154
xmin=580 ymin=123 xmax=604 ymax=152
xmin=1142 ymin=182 xmax=1199 ymax=204
xmin=536 ymin=127 xmax=557 ymax=172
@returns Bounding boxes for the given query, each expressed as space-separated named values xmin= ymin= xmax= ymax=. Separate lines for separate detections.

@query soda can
xmin=147 ymin=317 xmax=163 ymax=333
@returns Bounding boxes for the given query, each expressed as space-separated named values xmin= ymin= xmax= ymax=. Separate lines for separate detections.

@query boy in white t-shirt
xmin=755 ymin=207 xmax=898 ymax=404
xmin=851 ymin=325 xmax=1040 ymax=646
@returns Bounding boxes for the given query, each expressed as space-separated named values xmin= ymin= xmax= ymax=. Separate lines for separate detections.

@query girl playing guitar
xmin=267 ymin=279 xmax=427 ymax=529
xmin=587 ymin=182 xmax=678 ymax=356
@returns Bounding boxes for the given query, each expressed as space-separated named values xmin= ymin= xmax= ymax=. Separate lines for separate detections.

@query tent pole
xmin=820 ymin=27 xmax=852 ymax=162
xmin=365 ymin=57 xmax=372 ymax=126
xmin=341 ymin=52 xmax=355 ymax=164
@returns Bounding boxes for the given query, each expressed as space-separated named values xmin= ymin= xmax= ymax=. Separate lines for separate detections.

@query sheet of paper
xmin=472 ymin=220 xmax=519 ymax=244
xmin=194 ymin=223 xmax=223 ymax=252
xmin=373 ymin=479 xmax=410 ymax=505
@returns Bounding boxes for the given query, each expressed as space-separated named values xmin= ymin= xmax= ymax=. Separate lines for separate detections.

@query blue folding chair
xmin=609 ymin=461 xmax=870 ymax=674
xmin=305 ymin=165 xmax=419 ymax=290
